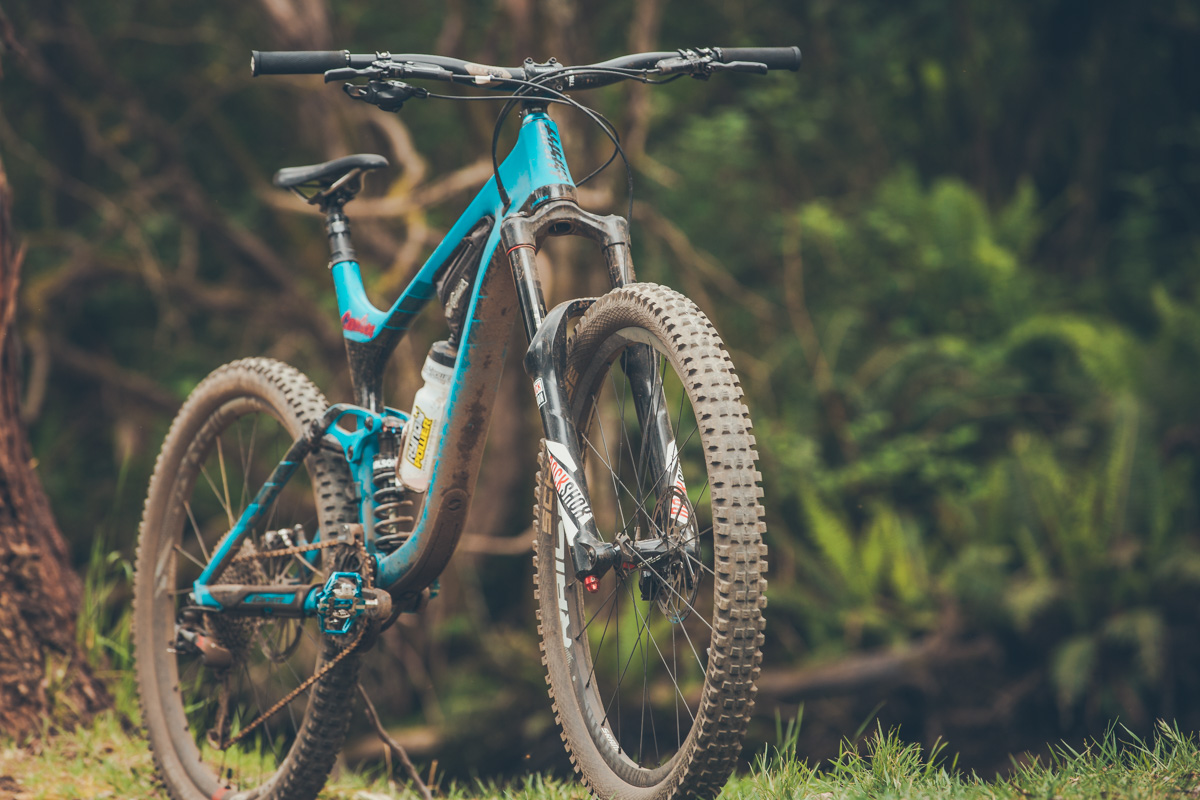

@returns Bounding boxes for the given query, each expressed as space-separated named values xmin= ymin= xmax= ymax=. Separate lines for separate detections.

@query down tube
xmin=374 ymin=110 xmax=572 ymax=599
xmin=374 ymin=247 xmax=518 ymax=599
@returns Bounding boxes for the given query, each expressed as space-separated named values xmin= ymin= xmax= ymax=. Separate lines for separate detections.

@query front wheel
xmin=534 ymin=283 xmax=767 ymax=800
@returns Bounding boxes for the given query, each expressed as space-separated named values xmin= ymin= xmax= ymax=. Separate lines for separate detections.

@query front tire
xmin=133 ymin=358 xmax=360 ymax=800
xmin=534 ymin=284 xmax=767 ymax=800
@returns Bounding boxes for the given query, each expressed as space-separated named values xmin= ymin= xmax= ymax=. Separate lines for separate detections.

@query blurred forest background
xmin=2 ymin=0 xmax=1199 ymax=779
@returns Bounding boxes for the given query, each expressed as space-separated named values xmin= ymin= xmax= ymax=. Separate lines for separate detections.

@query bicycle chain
xmin=219 ymin=624 xmax=364 ymax=750
xmin=229 ymin=534 xmax=350 ymax=563
xmin=217 ymin=529 xmax=371 ymax=751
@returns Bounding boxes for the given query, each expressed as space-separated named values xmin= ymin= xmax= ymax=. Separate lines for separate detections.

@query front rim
xmin=562 ymin=329 xmax=721 ymax=782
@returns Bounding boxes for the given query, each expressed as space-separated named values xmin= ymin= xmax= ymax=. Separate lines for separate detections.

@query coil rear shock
xmin=372 ymin=417 xmax=416 ymax=552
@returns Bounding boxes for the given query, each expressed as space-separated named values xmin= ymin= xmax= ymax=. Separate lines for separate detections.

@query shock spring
xmin=372 ymin=417 xmax=415 ymax=552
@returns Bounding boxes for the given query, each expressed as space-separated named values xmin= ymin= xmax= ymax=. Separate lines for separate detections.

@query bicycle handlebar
xmin=712 ymin=46 xmax=801 ymax=71
xmin=251 ymin=50 xmax=355 ymax=76
xmin=250 ymin=46 xmax=801 ymax=82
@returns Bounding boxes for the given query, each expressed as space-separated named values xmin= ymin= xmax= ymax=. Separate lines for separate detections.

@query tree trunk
xmin=0 ymin=154 xmax=109 ymax=739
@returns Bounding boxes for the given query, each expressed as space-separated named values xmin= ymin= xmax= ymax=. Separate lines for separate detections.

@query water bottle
xmin=399 ymin=340 xmax=456 ymax=492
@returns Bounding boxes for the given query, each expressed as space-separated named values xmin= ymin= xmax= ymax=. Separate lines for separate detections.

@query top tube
xmin=329 ymin=108 xmax=574 ymax=347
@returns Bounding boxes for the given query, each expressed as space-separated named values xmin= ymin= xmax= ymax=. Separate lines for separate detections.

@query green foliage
xmin=720 ymin=164 xmax=1200 ymax=725
xmin=738 ymin=720 xmax=1200 ymax=800
xmin=76 ymin=534 xmax=137 ymax=717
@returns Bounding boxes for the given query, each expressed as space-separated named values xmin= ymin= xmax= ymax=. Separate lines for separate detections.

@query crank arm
xmin=524 ymin=299 xmax=620 ymax=581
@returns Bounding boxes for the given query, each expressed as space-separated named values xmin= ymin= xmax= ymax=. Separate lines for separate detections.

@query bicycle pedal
xmin=315 ymin=572 xmax=390 ymax=634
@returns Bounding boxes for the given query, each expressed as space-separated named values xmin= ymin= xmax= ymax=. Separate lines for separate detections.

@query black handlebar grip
xmin=251 ymin=50 xmax=351 ymax=76
xmin=716 ymin=46 xmax=801 ymax=71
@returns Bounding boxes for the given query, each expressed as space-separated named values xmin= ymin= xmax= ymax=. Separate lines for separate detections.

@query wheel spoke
xmin=216 ymin=437 xmax=235 ymax=530
xmin=578 ymin=580 xmax=621 ymax=636
xmin=183 ymin=501 xmax=211 ymax=565
xmin=599 ymin=580 xmax=654 ymax=740
xmin=237 ymin=415 xmax=260 ymax=517
xmin=590 ymin=402 xmax=628 ymax=535
xmin=629 ymin=585 xmax=696 ymax=724
xmin=199 ymin=464 xmax=234 ymax=530
xmin=581 ymin=431 xmax=646 ymax=534
xmin=173 ymin=544 xmax=207 ymax=571
xmin=580 ymin=586 xmax=620 ymax=692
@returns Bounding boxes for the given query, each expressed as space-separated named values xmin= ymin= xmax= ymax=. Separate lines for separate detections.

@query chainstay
xmin=218 ymin=532 xmax=372 ymax=751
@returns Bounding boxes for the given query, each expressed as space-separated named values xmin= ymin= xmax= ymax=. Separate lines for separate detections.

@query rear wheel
xmin=534 ymin=283 xmax=767 ymax=800
xmin=133 ymin=358 xmax=361 ymax=800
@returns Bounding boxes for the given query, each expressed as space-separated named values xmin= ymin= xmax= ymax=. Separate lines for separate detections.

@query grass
xmin=3 ymin=716 xmax=1200 ymax=799
xmin=4 ymin=543 xmax=1191 ymax=798
xmin=740 ymin=719 xmax=1200 ymax=799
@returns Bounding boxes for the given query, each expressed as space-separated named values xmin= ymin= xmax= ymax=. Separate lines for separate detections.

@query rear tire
xmin=133 ymin=358 xmax=360 ymax=800
xmin=533 ymin=283 xmax=767 ymax=800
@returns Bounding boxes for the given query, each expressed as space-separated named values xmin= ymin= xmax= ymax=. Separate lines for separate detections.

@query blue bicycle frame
xmin=191 ymin=105 xmax=639 ymax=619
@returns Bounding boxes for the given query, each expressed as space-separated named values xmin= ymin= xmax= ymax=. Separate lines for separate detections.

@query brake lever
xmin=709 ymin=60 xmax=769 ymax=75
xmin=324 ymin=61 xmax=452 ymax=84
xmin=655 ymin=49 xmax=766 ymax=78
xmin=325 ymin=66 xmax=382 ymax=83
xmin=390 ymin=62 xmax=453 ymax=81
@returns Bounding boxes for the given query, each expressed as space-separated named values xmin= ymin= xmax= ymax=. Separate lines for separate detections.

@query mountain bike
xmin=133 ymin=44 xmax=799 ymax=800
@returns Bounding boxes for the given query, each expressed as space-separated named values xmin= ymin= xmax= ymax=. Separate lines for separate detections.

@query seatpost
xmin=325 ymin=203 xmax=356 ymax=267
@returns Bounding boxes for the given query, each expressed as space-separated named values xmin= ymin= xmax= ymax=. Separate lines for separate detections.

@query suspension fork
xmin=621 ymin=345 xmax=689 ymax=525
xmin=502 ymin=196 xmax=682 ymax=580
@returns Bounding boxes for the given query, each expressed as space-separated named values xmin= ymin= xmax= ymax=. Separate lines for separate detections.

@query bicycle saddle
xmin=273 ymin=153 xmax=388 ymax=189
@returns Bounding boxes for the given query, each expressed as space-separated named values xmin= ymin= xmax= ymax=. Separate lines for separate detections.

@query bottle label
xmin=405 ymin=406 xmax=435 ymax=470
